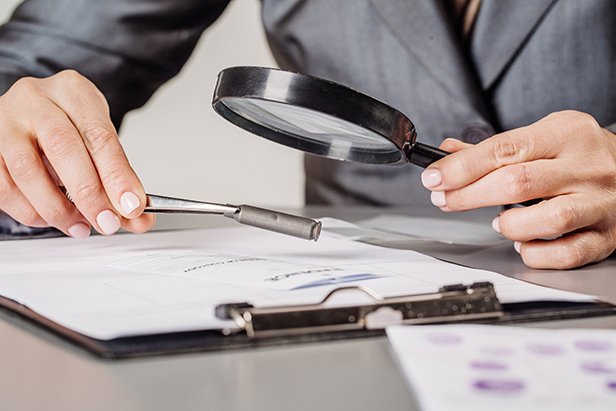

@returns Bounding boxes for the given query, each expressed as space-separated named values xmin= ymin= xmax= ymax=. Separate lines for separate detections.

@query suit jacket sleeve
xmin=0 ymin=0 xmax=231 ymax=128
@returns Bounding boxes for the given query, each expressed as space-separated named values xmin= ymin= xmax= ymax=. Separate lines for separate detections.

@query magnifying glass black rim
xmin=211 ymin=66 xmax=417 ymax=165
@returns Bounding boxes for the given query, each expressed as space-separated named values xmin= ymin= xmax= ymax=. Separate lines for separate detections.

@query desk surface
xmin=1 ymin=206 xmax=615 ymax=411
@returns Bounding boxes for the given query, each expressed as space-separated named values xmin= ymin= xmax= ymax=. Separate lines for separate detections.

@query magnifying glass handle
xmin=406 ymin=142 xmax=450 ymax=168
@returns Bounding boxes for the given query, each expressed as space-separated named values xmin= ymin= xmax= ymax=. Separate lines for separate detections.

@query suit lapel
xmin=471 ymin=0 xmax=558 ymax=89
xmin=368 ymin=0 xmax=487 ymax=116
xmin=368 ymin=0 xmax=558 ymax=116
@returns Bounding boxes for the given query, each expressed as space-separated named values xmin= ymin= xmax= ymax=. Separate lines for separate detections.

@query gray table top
xmin=1 ymin=206 xmax=615 ymax=411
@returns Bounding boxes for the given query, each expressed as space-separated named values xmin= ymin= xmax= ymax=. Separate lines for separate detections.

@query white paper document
xmin=107 ymin=250 xmax=378 ymax=291
xmin=320 ymin=215 xmax=509 ymax=245
xmin=386 ymin=325 xmax=616 ymax=411
xmin=357 ymin=214 xmax=509 ymax=245
xmin=0 ymin=226 xmax=595 ymax=340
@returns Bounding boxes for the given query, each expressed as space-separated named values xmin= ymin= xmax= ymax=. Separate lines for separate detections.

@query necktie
xmin=448 ymin=0 xmax=482 ymax=41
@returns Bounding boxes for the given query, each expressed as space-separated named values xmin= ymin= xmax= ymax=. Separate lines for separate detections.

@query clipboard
xmin=1 ymin=282 xmax=615 ymax=360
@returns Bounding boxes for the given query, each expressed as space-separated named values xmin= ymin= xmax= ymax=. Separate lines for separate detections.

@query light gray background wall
xmin=0 ymin=0 xmax=304 ymax=208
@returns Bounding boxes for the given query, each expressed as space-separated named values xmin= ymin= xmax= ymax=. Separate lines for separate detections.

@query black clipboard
xmin=1 ymin=282 xmax=615 ymax=360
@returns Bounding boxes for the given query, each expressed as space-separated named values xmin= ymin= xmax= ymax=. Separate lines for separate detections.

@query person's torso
xmin=260 ymin=0 xmax=616 ymax=205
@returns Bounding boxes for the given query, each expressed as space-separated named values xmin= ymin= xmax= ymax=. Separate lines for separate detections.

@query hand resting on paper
xmin=0 ymin=70 xmax=155 ymax=238
xmin=421 ymin=110 xmax=616 ymax=269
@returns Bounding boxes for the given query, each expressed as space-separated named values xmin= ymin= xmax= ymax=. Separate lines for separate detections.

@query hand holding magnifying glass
xmin=210 ymin=67 xmax=616 ymax=269
xmin=211 ymin=66 xmax=449 ymax=170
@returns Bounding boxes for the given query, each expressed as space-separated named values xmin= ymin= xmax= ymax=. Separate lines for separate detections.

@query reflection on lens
xmin=222 ymin=98 xmax=398 ymax=161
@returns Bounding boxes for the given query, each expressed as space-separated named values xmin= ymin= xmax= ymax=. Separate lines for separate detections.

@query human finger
xmin=423 ymin=121 xmax=565 ymax=192
xmin=43 ymin=71 xmax=147 ymax=225
xmin=421 ymin=140 xmax=473 ymax=187
xmin=121 ymin=213 xmax=156 ymax=234
xmin=515 ymin=230 xmax=615 ymax=270
xmin=433 ymin=158 xmax=584 ymax=211
xmin=494 ymin=194 xmax=604 ymax=242
xmin=0 ymin=155 xmax=47 ymax=227
xmin=426 ymin=111 xmax=610 ymax=193
xmin=0 ymin=111 xmax=92 ymax=237
xmin=420 ymin=128 xmax=537 ymax=192
xmin=439 ymin=138 xmax=473 ymax=153
xmin=22 ymin=92 xmax=120 ymax=235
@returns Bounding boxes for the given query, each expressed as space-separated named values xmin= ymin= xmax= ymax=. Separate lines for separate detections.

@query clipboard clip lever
xmin=216 ymin=282 xmax=503 ymax=338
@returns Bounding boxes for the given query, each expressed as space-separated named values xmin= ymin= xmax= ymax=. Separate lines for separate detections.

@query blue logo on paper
xmin=291 ymin=273 xmax=381 ymax=290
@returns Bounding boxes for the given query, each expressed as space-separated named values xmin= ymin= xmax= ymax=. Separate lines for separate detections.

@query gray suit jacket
xmin=0 ymin=0 xmax=614 ymax=206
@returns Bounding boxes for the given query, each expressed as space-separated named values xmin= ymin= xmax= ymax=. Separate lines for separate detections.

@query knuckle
xmin=558 ymin=239 xmax=591 ymax=269
xmin=560 ymin=111 xmax=602 ymax=143
xmin=54 ymin=70 xmax=108 ymax=106
xmin=502 ymin=165 xmax=533 ymax=200
xmin=3 ymin=77 xmax=41 ymax=106
xmin=40 ymin=203 xmax=67 ymax=227
xmin=54 ymin=69 xmax=88 ymax=87
xmin=81 ymin=124 xmax=116 ymax=151
xmin=11 ymin=76 xmax=41 ymax=95
xmin=493 ymin=138 xmax=526 ymax=165
xmin=71 ymin=180 xmax=104 ymax=205
xmin=7 ymin=150 xmax=39 ymax=180
xmin=42 ymin=126 xmax=75 ymax=156
xmin=549 ymin=203 xmax=579 ymax=233
xmin=100 ymin=164 xmax=128 ymax=192
xmin=571 ymin=111 xmax=598 ymax=131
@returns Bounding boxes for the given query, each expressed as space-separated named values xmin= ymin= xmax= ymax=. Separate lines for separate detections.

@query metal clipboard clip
xmin=216 ymin=282 xmax=503 ymax=338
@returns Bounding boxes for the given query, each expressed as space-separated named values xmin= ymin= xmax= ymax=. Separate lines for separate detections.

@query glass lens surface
xmin=221 ymin=97 xmax=399 ymax=161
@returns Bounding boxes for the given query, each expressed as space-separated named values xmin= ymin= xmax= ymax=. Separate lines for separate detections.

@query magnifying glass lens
xmin=221 ymin=98 xmax=400 ymax=162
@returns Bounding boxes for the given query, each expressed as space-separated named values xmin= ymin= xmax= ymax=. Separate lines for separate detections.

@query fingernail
xmin=96 ymin=210 xmax=121 ymax=235
xmin=120 ymin=192 xmax=140 ymax=215
xmin=492 ymin=216 xmax=501 ymax=234
xmin=514 ymin=241 xmax=521 ymax=253
xmin=68 ymin=222 xmax=91 ymax=240
xmin=430 ymin=191 xmax=447 ymax=207
xmin=421 ymin=169 xmax=442 ymax=188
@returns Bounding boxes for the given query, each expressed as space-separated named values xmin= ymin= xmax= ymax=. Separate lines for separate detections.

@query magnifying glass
xmin=211 ymin=66 xmax=448 ymax=168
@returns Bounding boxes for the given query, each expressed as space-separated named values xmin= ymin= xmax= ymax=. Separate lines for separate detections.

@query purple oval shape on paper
xmin=473 ymin=379 xmax=525 ymax=393
xmin=526 ymin=343 xmax=565 ymax=355
xmin=607 ymin=381 xmax=616 ymax=392
xmin=470 ymin=360 xmax=508 ymax=371
xmin=574 ymin=340 xmax=614 ymax=352
xmin=581 ymin=360 xmax=616 ymax=374
xmin=425 ymin=332 xmax=462 ymax=345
